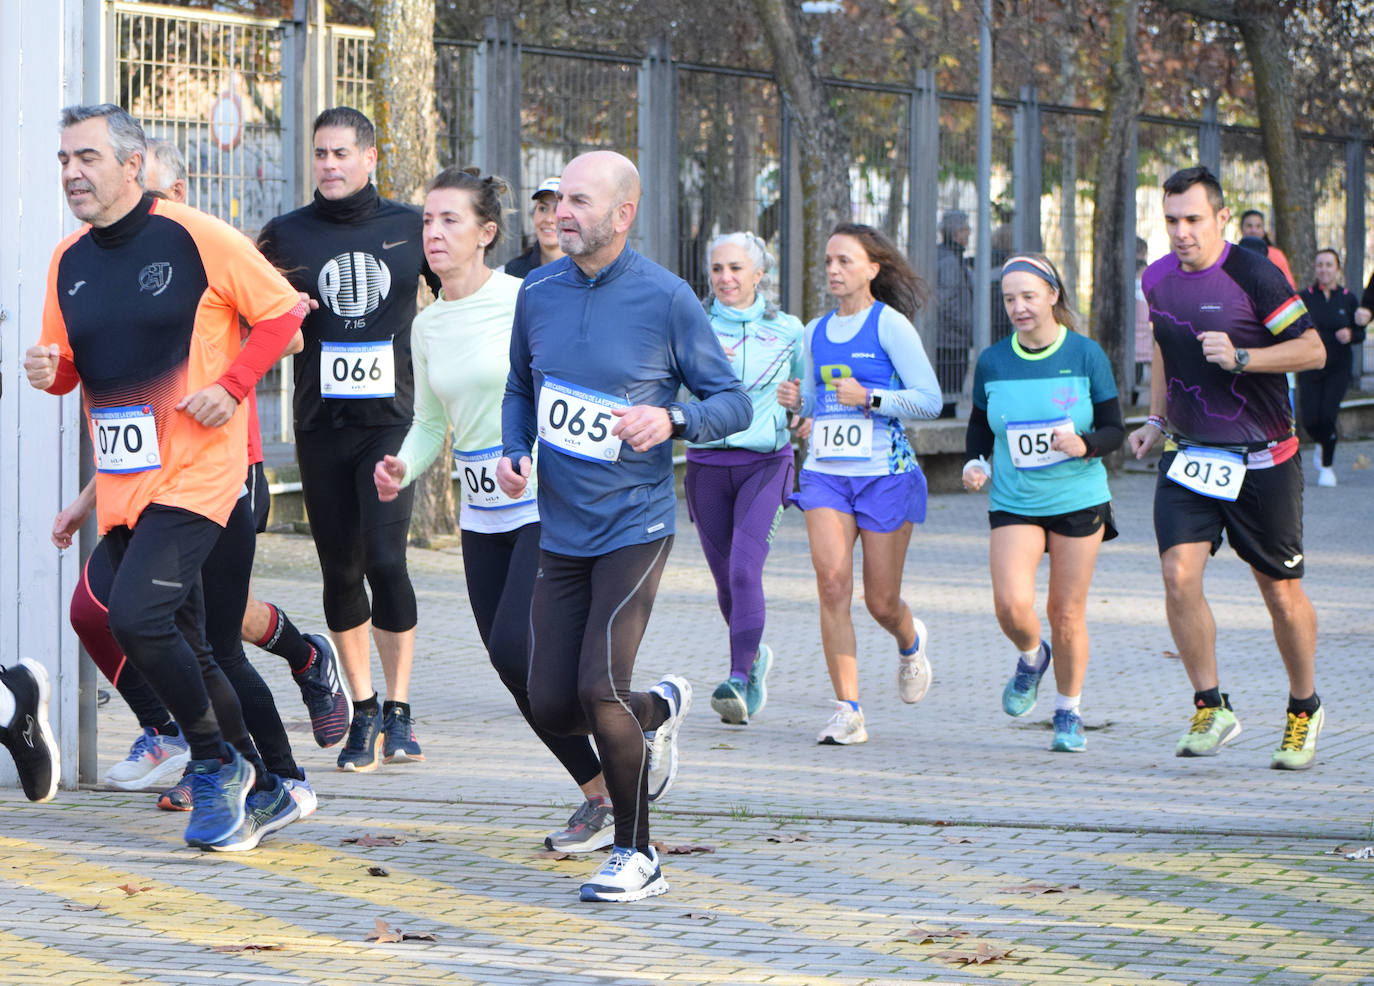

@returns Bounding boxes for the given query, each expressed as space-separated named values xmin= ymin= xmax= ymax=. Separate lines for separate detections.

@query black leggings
xmin=461 ymin=523 xmax=601 ymax=787
xmin=527 ymin=538 xmax=674 ymax=850
xmin=1298 ymin=368 xmax=1349 ymax=468
xmin=295 ymin=426 xmax=416 ymax=632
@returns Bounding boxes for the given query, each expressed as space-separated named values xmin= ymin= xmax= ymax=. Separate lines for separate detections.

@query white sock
xmin=1019 ymin=644 xmax=1049 ymax=672
xmin=0 ymin=682 xmax=14 ymax=730
xmin=1054 ymin=692 xmax=1081 ymax=714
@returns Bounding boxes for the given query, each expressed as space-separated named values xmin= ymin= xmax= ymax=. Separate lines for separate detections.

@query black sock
xmin=650 ymin=693 xmax=670 ymax=729
xmin=158 ymin=720 xmax=181 ymax=738
xmin=260 ymin=604 xmax=315 ymax=675
xmin=1288 ymin=693 xmax=1320 ymax=716
xmin=1193 ymin=687 xmax=1225 ymax=709
xmin=355 ymin=693 xmax=380 ymax=714
xmin=382 ymin=700 xmax=410 ymax=719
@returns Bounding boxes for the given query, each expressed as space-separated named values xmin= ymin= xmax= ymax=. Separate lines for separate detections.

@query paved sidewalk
xmin=3 ymin=441 xmax=1373 ymax=984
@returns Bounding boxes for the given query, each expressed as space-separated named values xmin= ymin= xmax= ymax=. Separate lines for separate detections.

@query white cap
xmin=532 ymin=177 xmax=559 ymax=200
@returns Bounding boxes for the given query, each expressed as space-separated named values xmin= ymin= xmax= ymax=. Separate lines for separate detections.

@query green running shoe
xmin=1175 ymin=703 xmax=1241 ymax=757
xmin=1002 ymin=641 xmax=1050 ymax=718
xmin=1270 ymin=705 xmax=1324 ymax=770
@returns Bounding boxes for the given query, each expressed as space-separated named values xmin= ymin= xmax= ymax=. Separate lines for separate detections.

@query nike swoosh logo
xmin=68 ymin=281 xmax=86 ymax=296
xmin=21 ymin=715 xmax=36 ymax=750
xmin=381 ymin=240 xmax=407 ymax=250
xmin=1283 ymin=554 xmax=1303 ymax=569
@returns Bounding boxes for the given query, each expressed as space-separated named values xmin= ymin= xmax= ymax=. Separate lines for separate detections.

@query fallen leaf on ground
xmin=1162 ymin=650 xmax=1180 ymax=659
xmin=402 ymin=932 xmax=438 ymax=942
xmin=210 ymin=944 xmax=282 ymax=953
xmin=683 ymin=912 xmax=713 ymax=921
xmin=901 ymin=925 xmax=969 ymax=944
xmin=64 ymin=904 xmax=103 ymax=912
xmin=652 ymin=841 xmax=715 ymax=855
xmin=366 ymin=918 xmax=403 ymax=944
xmin=765 ymin=832 xmax=812 ymax=843
xmin=1000 ymin=882 xmax=1079 ymax=896
xmin=711 ymin=743 xmax=736 ymax=750
xmin=935 ymin=942 xmax=1015 ymax=965
xmin=343 ymin=834 xmax=405 ymax=847
xmin=536 ymin=850 xmax=576 ymax=860
xmin=366 ymin=866 xmax=390 ymax=877
xmin=1352 ymin=454 xmax=1370 ymax=470
xmin=944 ymin=836 xmax=974 ymax=844
xmin=116 ymin=884 xmax=152 ymax=896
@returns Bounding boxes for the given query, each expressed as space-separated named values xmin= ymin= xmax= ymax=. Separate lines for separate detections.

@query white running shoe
xmin=646 ymin=674 xmax=692 ymax=802
xmin=1318 ymin=466 xmax=1337 ymax=487
xmin=104 ymin=728 xmax=191 ymax=791
xmin=896 ymin=617 xmax=932 ymax=704
xmin=282 ymin=774 xmax=318 ymax=818
xmin=578 ymin=845 xmax=668 ymax=902
xmin=817 ymin=701 xmax=868 ymax=745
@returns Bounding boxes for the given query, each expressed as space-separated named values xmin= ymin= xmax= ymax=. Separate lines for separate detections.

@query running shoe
xmin=1002 ymin=641 xmax=1051 ymax=718
xmin=745 ymin=644 xmax=773 ymax=719
xmin=294 ymin=633 xmax=352 ymax=748
xmin=381 ymin=706 xmax=425 ymax=763
xmin=1050 ymin=708 xmax=1086 ymax=752
xmin=545 ymin=796 xmax=614 ymax=853
xmin=709 ymin=676 xmax=748 ymax=725
xmin=158 ymin=766 xmax=193 ymax=811
xmin=896 ymin=618 xmax=932 ymax=704
xmin=1318 ymin=466 xmax=1337 ymax=487
xmin=817 ymin=701 xmax=868 ymax=745
xmin=1271 ymin=705 xmax=1325 ymax=771
xmin=283 ymin=774 xmax=318 ymax=818
xmin=336 ymin=705 xmax=384 ymax=772
xmin=1175 ymin=702 xmax=1241 ymax=757
xmin=578 ymin=845 xmax=668 ymax=903
xmin=0 ymin=659 xmax=59 ymax=803
xmin=183 ymin=748 xmax=255 ymax=848
xmin=104 ymin=727 xmax=190 ymax=791
xmin=646 ymin=674 xmax=692 ymax=802
xmin=208 ymin=780 xmax=301 ymax=852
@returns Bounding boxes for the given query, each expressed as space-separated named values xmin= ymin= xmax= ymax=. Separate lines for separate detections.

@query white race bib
xmin=1006 ymin=416 xmax=1074 ymax=470
xmin=1166 ymin=446 xmax=1246 ymax=501
xmin=91 ymin=405 xmax=161 ymax=474
xmin=320 ymin=340 xmax=395 ymax=399
xmin=453 ymin=445 xmax=533 ymax=510
xmin=813 ymin=392 xmax=873 ymax=461
xmin=537 ymin=376 xmax=628 ymax=463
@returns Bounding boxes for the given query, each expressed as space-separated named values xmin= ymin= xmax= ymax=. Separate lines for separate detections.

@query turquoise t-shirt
xmin=973 ymin=327 xmax=1116 ymax=516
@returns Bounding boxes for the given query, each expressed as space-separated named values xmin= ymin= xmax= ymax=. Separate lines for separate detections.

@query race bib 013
xmin=1166 ymin=446 xmax=1246 ymax=501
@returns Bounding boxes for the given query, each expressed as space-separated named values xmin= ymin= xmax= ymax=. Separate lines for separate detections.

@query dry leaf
xmin=683 ymin=912 xmax=713 ymax=921
xmin=401 ymin=932 xmax=438 ymax=942
xmin=64 ymin=903 xmax=103 ymax=912
xmin=366 ymin=918 xmax=403 ymax=944
xmin=367 ymin=866 xmax=390 ymax=877
xmin=116 ymin=884 xmax=152 ymax=896
xmin=343 ymin=834 xmax=404 ymax=847
xmin=1162 ymin=650 xmax=1180 ymax=659
xmin=935 ymin=942 xmax=1015 ymax=965
xmin=765 ymin=832 xmax=812 ymax=843
xmin=651 ymin=841 xmax=715 ymax=855
xmin=1000 ymin=882 xmax=1079 ymax=896
xmin=902 ymin=925 xmax=969 ymax=944
xmin=210 ymin=944 xmax=282 ymax=953
xmin=1351 ymin=454 xmax=1370 ymax=470
xmin=710 ymin=743 xmax=736 ymax=750
xmin=944 ymin=836 xmax=974 ymax=844
xmin=536 ymin=850 xmax=576 ymax=860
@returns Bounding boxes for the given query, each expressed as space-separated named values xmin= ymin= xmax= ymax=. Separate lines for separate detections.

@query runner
xmin=684 ymin=232 xmax=803 ymax=725
xmin=1297 ymin=249 xmax=1361 ymax=487
xmin=257 ymin=106 xmax=439 ymax=772
xmin=26 ymin=104 xmax=306 ymax=846
xmin=0 ymin=660 xmax=60 ymax=803
xmin=777 ymin=223 xmax=942 ymax=746
xmin=499 ymin=150 xmax=751 ymax=902
xmin=373 ymin=167 xmax=611 ymax=852
xmin=499 ymin=177 xmax=565 ymax=278
xmin=962 ymin=253 xmax=1123 ymax=752
xmin=1128 ymin=166 xmax=1327 ymax=770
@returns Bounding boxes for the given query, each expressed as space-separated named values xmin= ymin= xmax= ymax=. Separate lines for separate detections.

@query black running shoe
xmin=0 ymin=659 xmax=59 ymax=802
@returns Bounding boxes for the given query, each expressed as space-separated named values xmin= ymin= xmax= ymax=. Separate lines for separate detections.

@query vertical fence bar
xmin=637 ymin=36 xmax=677 ymax=267
xmin=1013 ymin=84 xmax=1041 ymax=252
xmin=909 ymin=69 xmax=937 ymax=338
xmin=1346 ymin=132 xmax=1366 ymax=381
xmin=1120 ymin=115 xmax=1139 ymax=398
xmin=973 ymin=0 xmax=992 ymax=369
xmin=779 ymin=97 xmax=803 ymax=316
xmin=1199 ymin=95 xmax=1220 ymax=174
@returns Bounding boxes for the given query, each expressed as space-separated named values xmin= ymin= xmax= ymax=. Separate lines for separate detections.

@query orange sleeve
xmin=1269 ymin=247 xmax=1296 ymax=290
xmin=37 ymin=232 xmax=86 ymax=395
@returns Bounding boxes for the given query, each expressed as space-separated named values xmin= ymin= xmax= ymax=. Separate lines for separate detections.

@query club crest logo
xmin=138 ymin=262 xmax=173 ymax=296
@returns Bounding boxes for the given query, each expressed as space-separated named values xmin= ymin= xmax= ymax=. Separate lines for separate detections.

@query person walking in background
xmin=685 ymin=232 xmax=804 ymax=726
xmin=1238 ymin=209 xmax=1296 ymax=289
xmin=935 ymin=210 xmax=974 ymax=418
xmin=1298 ymin=249 xmax=1362 ymax=487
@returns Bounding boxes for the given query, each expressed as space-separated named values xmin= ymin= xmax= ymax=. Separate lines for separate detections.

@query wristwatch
xmin=667 ymin=404 xmax=688 ymax=438
xmin=1231 ymin=348 xmax=1250 ymax=374
xmin=869 ymin=391 xmax=883 ymax=410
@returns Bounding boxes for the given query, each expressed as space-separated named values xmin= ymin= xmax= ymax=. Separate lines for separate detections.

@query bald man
xmin=500 ymin=151 xmax=751 ymax=902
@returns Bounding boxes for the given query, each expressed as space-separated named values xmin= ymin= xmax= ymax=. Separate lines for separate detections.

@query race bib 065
xmin=537 ymin=376 xmax=628 ymax=463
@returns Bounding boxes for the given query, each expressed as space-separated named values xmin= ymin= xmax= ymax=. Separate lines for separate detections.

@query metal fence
xmin=107 ymin=3 xmax=1374 ymax=436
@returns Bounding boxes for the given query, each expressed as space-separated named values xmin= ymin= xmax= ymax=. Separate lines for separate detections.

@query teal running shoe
xmin=746 ymin=644 xmax=774 ymax=719
xmin=710 ymin=676 xmax=748 ymax=725
xmin=1002 ymin=640 xmax=1050 ymax=718
xmin=1050 ymin=708 xmax=1086 ymax=752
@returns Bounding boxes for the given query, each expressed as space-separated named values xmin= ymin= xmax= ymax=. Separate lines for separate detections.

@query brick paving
xmin=2 ymin=441 xmax=1373 ymax=984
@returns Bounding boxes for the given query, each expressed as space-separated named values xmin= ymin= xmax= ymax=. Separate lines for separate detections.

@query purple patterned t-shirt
xmin=1143 ymin=242 xmax=1311 ymax=447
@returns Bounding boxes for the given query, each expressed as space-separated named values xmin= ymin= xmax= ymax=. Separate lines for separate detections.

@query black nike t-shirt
xmin=257 ymin=183 xmax=437 ymax=431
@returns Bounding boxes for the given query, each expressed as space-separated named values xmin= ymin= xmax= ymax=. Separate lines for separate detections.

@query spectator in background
xmin=500 ymin=177 xmax=565 ymax=279
xmin=989 ymin=222 xmax=1015 ymax=344
xmin=1238 ymin=209 xmax=1296 ymax=289
xmin=1300 ymin=249 xmax=1362 ymax=487
xmin=936 ymin=210 xmax=973 ymax=418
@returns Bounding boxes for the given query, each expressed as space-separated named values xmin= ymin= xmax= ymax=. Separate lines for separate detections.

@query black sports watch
xmin=869 ymin=391 xmax=883 ymax=410
xmin=667 ymin=404 xmax=688 ymax=438
xmin=1231 ymin=348 xmax=1250 ymax=374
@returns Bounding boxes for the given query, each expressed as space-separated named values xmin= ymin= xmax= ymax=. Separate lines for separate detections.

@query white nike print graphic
xmin=1283 ymin=554 xmax=1303 ymax=569
xmin=68 ymin=281 xmax=86 ymax=296
xmin=381 ymin=240 xmax=407 ymax=250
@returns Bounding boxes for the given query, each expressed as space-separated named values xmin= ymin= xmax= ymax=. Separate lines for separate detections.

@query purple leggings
xmin=684 ymin=452 xmax=794 ymax=679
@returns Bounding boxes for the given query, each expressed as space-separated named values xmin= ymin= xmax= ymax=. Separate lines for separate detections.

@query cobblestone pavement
xmin=3 ymin=441 xmax=1373 ymax=985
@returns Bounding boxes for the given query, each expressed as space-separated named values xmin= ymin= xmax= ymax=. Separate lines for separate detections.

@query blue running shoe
xmin=295 ymin=634 xmax=352 ymax=749
xmin=208 ymin=780 xmax=301 ymax=852
xmin=1002 ymin=640 xmax=1050 ymax=718
xmin=337 ymin=705 xmax=384 ymax=772
xmin=1051 ymin=709 xmax=1086 ymax=752
xmin=183 ymin=748 xmax=255 ymax=848
xmin=382 ymin=705 xmax=425 ymax=763
xmin=745 ymin=644 xmax=773 ymax=719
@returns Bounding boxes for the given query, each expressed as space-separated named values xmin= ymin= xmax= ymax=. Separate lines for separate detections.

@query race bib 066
xmin=91 ymin=405 xmax=161 ymax=474
xmin=537 ymin=376 xmax=628 ymax=463
xmin=453 ymin=445 xmax=533 ymax=510
xmin=320 ymin=340 xmax=395 ymax=399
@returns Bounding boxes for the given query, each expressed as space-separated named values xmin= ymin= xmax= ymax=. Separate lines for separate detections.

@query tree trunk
xmin=749 ymin=0 xmax=852 ymax=321
xmin=1089 ymin=0 xmax=1143 ymax=402
xmin=372 ymin=0 xmax=455 ymax=546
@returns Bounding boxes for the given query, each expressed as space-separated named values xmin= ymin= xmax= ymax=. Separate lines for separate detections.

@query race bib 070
xmin=1005 ymin=416 xmax=1074 ymax=470
xmin=537 ymin=376 xmax=628 ymax=463
xmin=320 ymin=340 xmax=395 ymax=399
xmin=453 ymin=445 xmax=533 ymax=510
xmin=91 ymin=405 xmax=161 ymax=474
xmin=1166 ymin=446 xmax=1246 ymax=501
